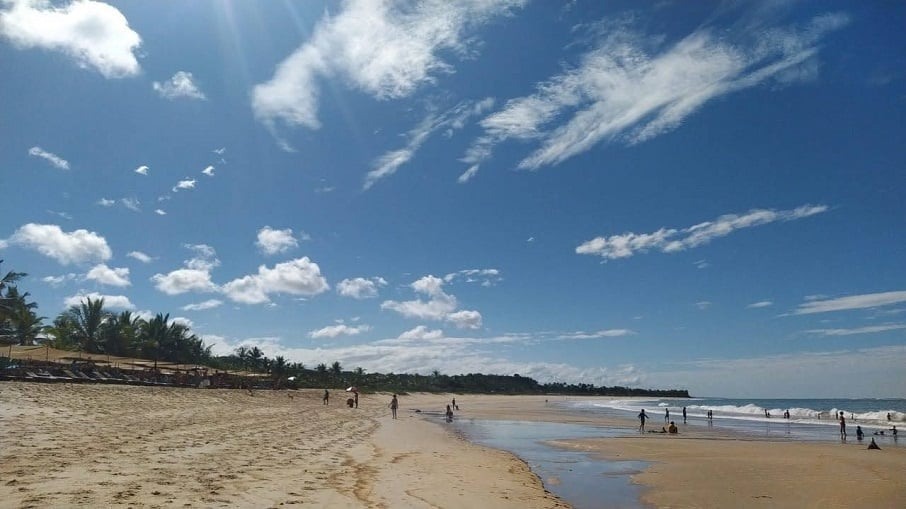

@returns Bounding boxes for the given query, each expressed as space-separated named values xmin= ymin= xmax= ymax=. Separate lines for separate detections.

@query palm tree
xmin=0 ymin=260 xmax=27 ymax=343
xmin=9 ymin=304 xmax=46 ymax=346
xmin=66 ymin=297 xmax=109 ymax=353
xmin=140 ymin=313 xmax=170 ymax=369
xmin=316 ymin=363 xmax=328 ymax=374
xmin=249 ymin=346 xmax=264 ymax=372
xmin=101 ymin=311 xmax=143 ymax=357
xmin=330 ymin=361 xmax=342 ymax=376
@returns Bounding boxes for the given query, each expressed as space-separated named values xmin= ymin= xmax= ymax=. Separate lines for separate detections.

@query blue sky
xmin=2 ymin=0 xmax=904 ymax=398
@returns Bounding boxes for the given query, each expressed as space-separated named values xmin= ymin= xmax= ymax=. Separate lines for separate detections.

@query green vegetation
xmin=0 ymin=260 xmax=688 ymax=397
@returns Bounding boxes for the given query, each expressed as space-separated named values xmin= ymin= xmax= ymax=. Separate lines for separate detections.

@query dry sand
xmin=0 ymin=383 xmax=564 ymax=508
xmin=2 ymin=386 xmax=904 ymax=508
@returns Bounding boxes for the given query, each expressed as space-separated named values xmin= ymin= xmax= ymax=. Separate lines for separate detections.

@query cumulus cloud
xmin=127 ymin=250 xmax=152 ymax=263
xmin=28 ymin=146 xmax=69 ymax=169
xmin=84 ymin=263 xmax=130 ymax=287
xmin=154 ymin=209 xmax=166 ymax=216
xmin=63 ymin=291 xmax=133 ymax=310
xmin=793 ymin=291 xmax=906 ymax=315
xmin=336 ymin=276 xmax=387 ymax=299
xmin=255 ymin=226 xmax=299 ymax=255
xmin=398 ymin=325 xmax=444 ymax=340
xmin=364 ymin=98 xmax=495 ymax=189
xmin=381 ymin=275 xmax=482 ymax=329
xmin=172 ymin=178 xmax=196 ymax=192
xmin=201 ymin=165 xmax=214 ymax=177
xmin=252 ymin=0 xmax=524 ymax=134
xmin=221 ymin=257 xmax=329 ymax=305
xmin=134 ymin=165 xmax=148 ymax=175
xmin=181 ymin=299 xmax=223 ymax=311
xmin=151 ymin=244 xmax=220 ymax=295
xmin=0 ymin=0 xmax=141 ymax=78
xmin=464 ymin=13 xmax=848 ymax=171
xmin=576 ymin=205 xmax=827 ymax=260
xmin=309 ymin=323 xmax=372 ymax=339
xmin=2 ymin=223 xmax=111 ymax=265
xmin=152 ymin=71 xmax=206 ymax=100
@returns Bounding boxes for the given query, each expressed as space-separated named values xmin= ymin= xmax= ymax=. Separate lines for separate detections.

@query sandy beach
xmin=2 ymin=385 xmax=905 ymax=508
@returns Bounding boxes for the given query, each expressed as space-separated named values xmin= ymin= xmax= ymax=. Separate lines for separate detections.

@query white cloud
xmin=182 ymin=299 xmax=223 ymax=311
xmin=559 ymin=329 xmax=635 ymax=340
xmin=201 ymin=165 xmax=215 ymax=176
xmin=465 ymin=13 xmax=848 ymax=171
xmin=127 ymin=250 xmax=152 ymax=263
xmin=120 ymin=197 xmax=140 ymax=212
xmin=398 ymin=325 xmax=444 ymax=340
xmin=3 ymin=223 xmax=111 ymax=265
xmin=63 ymin=291 xmax=134 ymax=310
xmin=221 ymin=257 xmax=329 ymax=305
xmin=28 ymin=146 xmax=69 ymax=169
xmin=172 ymin=178 xmax=196 ymax=192
xmin=151 ymin=268 xmax=218 ymax=295
xmin=134 ymin=165 xmax=148 ymax=175
xmin=255 ymin=226 xmax=298 ymax=255
xmin=170 ymin=316 xmax=194 ymax=328
xmin=793 ymin=291 xmax=906 ymax=315
xmin=364 ymin=98 xmax=494 ymax=189
xmin=444 ymin=268 xmax=501 ymax=287
xmin=0 ymin=0 xmax=141 ymax=78
xmin=152 ymin=71 xmax=205 ymax=100
xmin=150 ymin=244 xmax=220 ymax=295
xmin=748 ymin=300 xmax=773 ymax=308
xmin=457 ymin=164 xmax=479 ymax=183
xmin=84 ymin=263 xmax=130 ymax=287
xmin=96 ymin=198 xmax=115 ymax=207
xmin=42 ymin=273 xmax=77 ymax=287
xmin=309 ymin=323 xmax=372 ymax=339
xmin=577 ymin=205 xmax=827 ymax=260
xmin=694 ymin=259 xmax=709 ymax=269
xmin=154 ymin=209 xmax=166 ymax=216
xmin=695 ymin=301 xmax=712 ymax=310
xmin=252 ymin=0 xmax=523 ymax=133
xmin=337 ymin=276 xmax=387 ymax=299
xmin=382 ymin=275 xmax=482 ymax=329
xmin=806 ymin=324 xmax=906 ymax=336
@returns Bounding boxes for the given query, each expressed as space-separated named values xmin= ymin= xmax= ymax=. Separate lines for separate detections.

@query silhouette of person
xmin=389 ymin=394 xmax=398 ymax=419
xmin=665 ymin=408 xmax=670 ymax=423
xmin=856 ymin=425 xmax=864 ymax=441
xmin=638 ymin=409 xmax=648 ymax=432
xmin=868 ymin=438 xmax=881 ymax=450
xmin=452 ymin=397 xmax=458 ymax=410
xmin=668 ymin=421 xmax=678 ymax=434
xmin=323 ymin=389 xmax=329 ymax=405
xmin=682 ymin=406 xmax=687 ymax=424
xmin=354 ymin=391 xmax=359 ymax=408
xmin=445 ymin=404 xmax=454 ymax=423
xmin=839 ymin=413 xmax=847 ymax=439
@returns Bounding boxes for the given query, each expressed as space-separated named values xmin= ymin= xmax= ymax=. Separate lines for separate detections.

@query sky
xmin=1 ymin=0 xmax=905 ymax=398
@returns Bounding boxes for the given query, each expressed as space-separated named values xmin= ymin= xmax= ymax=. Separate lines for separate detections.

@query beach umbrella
xmin=346 ymin=386 xmax=358 ymax=392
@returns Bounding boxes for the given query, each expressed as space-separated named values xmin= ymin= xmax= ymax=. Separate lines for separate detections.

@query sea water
xmin=451 ymin=419 xmax=650 ymax=509
xmin=562 ymin=397 xmax=906 ymax=446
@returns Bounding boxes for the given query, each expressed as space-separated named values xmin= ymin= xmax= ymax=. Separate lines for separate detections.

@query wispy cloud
xmin=793 ymin=291 xmax=906 ymax=315
xmin=252 ymin=0 xmax=524 ymax=136
xmin=134 ymin=165 xmax=148 ymax=175
xmin=201 ymin=165 xmax=215 ymax=177
xmin=154 ymin=209 xmax=166 ymax=216
xmin=695 ymin=301 xmax=712 ymax=310
xmin=97 ymin=198 xmax=115 ymax=207
xmin=153 ymin=71 xmax=206 ymax=100
xmin=28 ymin=146 xmax=69 ymax=169
xmin=558 ymin=329 xmax=635 ymax=340
xmin=577 ymin=205 xmax=827 ymax=260
xmin=748 ymin=300 xmax=773 ymax=308
xmin=120 ymin=197 xmax=140 ymax=212
xmin=398 ymin=325 xmax=444 ymax=341
xmin=182 ymin=299 xmax=223 ymax=311
xmin=464 ymin=13 xmax=848 ymax=171
xmin=806 ymin=324 xmax=906 ymax=336
xmin=364 ymin=98 xmax=494 ymax=189
xmin=309 ymin=323 xmax=372 ymax=339
xmin=127 ymin=251 xmax=152 ymax=263
xmin=0 ymin=0 xmax=142 ymax=78
xmin=172 ymin=178 xmax=196 ymax=192
xmin=443 ymin=268 xmax=501 ymax=287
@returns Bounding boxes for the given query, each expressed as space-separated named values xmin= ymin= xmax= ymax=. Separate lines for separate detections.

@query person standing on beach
xmin=665 ymin=408 xmax=670 ymax=423
xmin=445 ymin=404 xmax=454 ymax=423
xmin=390 ymin=394 xmax=398 ymax=419
xmin=639 ymin=409 xmax=648 ymax=432
xmin=323 ymin=389 xmax=329 ymax=405
xmin=354 ymin=391 xmax=358 ymax=408
xmin=452 ymin=397 xmax=458 ymax=410
xmin=839 ymin=412 xmax=847 ymax=439
xmin=682 ymin=406 xmax=687 ymax=424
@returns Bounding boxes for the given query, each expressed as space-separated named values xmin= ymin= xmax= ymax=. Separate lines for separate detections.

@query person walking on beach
xmin=445 ymin=404 xmax=454 ymax=423
xmin=839 ymin=412 xmax=847 ymax=439
xmin=390 ymin=394 xmax=399 ymax=419
xmin=452 ymin=397 xmax=458 ymax=410
xmin=323 ymin=389 xmax=329 ymax=405
xmin=682 ymin=406 xmax=687 ymax=424
xmin=638 ymin=409 xmax=648 ymax=432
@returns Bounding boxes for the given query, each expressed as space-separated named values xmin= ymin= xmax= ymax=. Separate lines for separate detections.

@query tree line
xmin=0 ymin=260 xmax=688 ymax=397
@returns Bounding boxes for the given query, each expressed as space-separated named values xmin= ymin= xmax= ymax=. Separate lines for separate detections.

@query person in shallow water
xmin=856 ymin=425 xmax=864 ymax=441
xmin=638 ymin=409 xmax=648 ymax=432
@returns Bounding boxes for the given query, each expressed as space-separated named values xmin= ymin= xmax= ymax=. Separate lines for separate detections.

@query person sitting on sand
xmin=668 ymin=421 xmax=678 ymax=434
xmin=856 ymin=425 xmax=864 ymax=441
xmin=868 ymin=438 xmax=881 ymax=450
